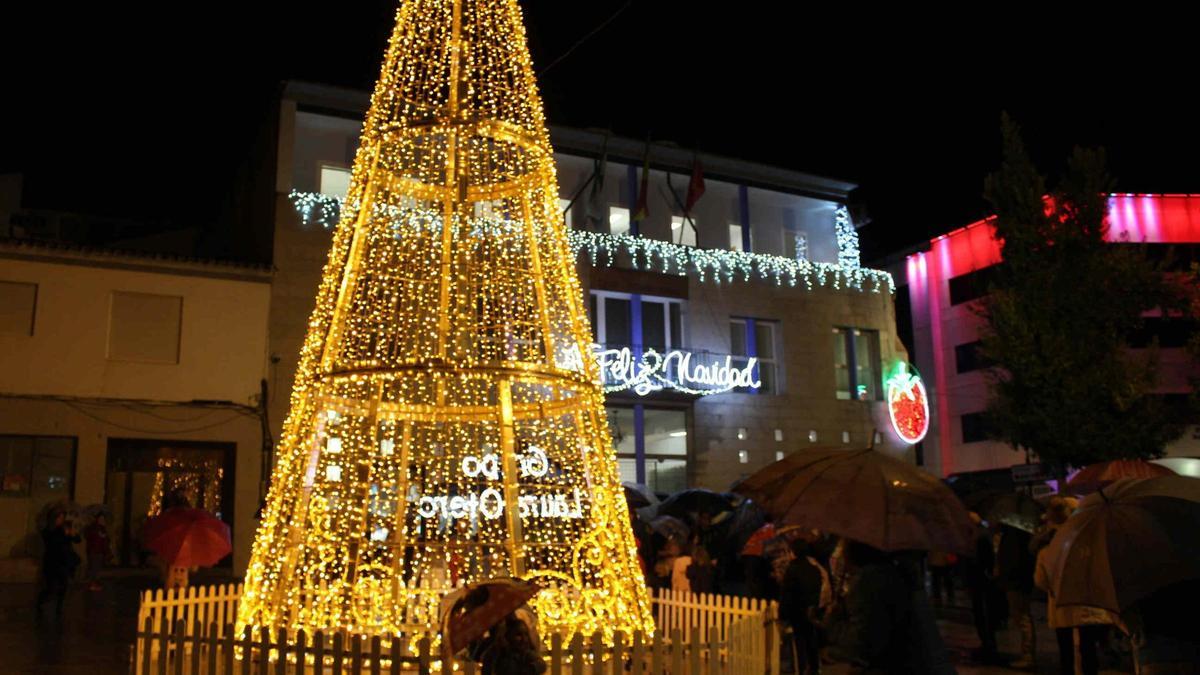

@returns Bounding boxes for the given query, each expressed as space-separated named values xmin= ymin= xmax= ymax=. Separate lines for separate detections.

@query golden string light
xmin=238 ymin=0 xmax=654 ymax=644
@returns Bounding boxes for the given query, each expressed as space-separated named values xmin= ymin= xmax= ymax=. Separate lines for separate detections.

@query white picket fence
xmin=133 ymin=585 xmax=779 ymax=675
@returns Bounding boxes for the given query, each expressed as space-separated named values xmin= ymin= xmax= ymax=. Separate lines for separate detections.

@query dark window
xmin=961 ymin=412 xmax=992 ymax=444
xmin=642 ymin=300 xmax=667 ymax=353
xmin=604 ymin=297 xmax=632 ymax=348
xmin=1127 ymin=317 xmax=1196 ymax=349
xmin=894 ymin=285 xmax=914 ymax=357
xmin=834 ymin=327 xmax=882 ymax=401
xmin=948 ymin=266 xmax=996 ymax=306
xmin=955 ymin=340 xmax=991 ymax=374
xmin=731 ymin=318 xmax=779 ymax=394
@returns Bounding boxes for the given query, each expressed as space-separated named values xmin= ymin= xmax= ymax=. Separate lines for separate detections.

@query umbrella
xmin=740 ymin=523 xmax=779 ymax=557
xmin=141 ymin=508 xmax=232 ymax=567
xmin=733 ymin=447 xmax=975 ymax=554
xmin=440 ymin=578 xmax=541 ymax=656
xmin=1041 ymin=475 xmax=1200 ymax=615
xmin=622 ymin=482 xmax=659 ymax=509
xmin=1065 ymin=459 xmax=1175 ymax=495
xmin=964 ymin=490 xmax=1044 ymax=533
xmin=655 ymin=489 xmax=733 ymax=520
xmin=648 ymin=515 xmax=690 ymax=543
xmin=83 ymin=503 xmax=112 ymax=520
xmin=716 ymin=500 xmax=767 ymax=554
xmin=1152 ymin=457 xmax=1200 ymax=479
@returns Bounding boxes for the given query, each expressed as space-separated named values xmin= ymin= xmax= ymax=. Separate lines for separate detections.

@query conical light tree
xmin=238 ymin=0 xmax=653 ymax=642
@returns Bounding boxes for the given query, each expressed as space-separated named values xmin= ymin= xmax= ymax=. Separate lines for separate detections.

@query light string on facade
xmin=288 ymin=190 xmax=894 ymax=293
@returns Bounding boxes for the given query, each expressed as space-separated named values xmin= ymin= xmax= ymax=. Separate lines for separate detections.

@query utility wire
xmin=537 ymin=1 xmax=633 ymax=77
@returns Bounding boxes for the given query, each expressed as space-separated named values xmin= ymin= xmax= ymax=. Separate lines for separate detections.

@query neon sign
xmin=595 ymin=347 xmax=760 ymax=396
xmin=886 ymin=363 xmax=930 ymax=444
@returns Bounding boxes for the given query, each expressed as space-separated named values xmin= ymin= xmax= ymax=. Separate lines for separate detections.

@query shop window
xmin=0 ymin=280 xmax=37 ymax=335
xmin=834 ymin=327 xmax=881 ymax=400
xmin=607 ymin=406 xmax=687 ymax=494
xmin=108 ymin=291 xmax=183 ymax=363
xmin=671 ymin=216 xmax=697 ymax=247
xmin=319 ymin=165 xmax=351 ymax=200
xmin=731 ymin=318 xmax=779 ymax=394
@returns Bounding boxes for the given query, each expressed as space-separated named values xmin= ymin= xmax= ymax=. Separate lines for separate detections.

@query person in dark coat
xmin=962 ymin=513 xmax=1000 ymax=664
xmin=819 ymin=540 xmax=917 ymax=674
xmin=995 ymin=524 xmax=1036 ymax=669
xmin=36 ymin=510 xmax=81 ymax=617
xmin=779 ymin=538 xmax=827 ymax=675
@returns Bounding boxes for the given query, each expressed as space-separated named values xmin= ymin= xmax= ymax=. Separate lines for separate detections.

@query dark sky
xmin=5 ymin=1 xmax=1196 ymax=261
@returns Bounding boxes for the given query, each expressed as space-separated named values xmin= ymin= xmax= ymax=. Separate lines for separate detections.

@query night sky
xmin=5 ymin=1 xmax=1196 ymax=262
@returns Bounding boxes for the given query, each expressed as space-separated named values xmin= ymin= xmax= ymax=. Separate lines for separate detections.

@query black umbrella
xmin=964 ymin=490 xmax=1043 ymax=533
xmin=656 ymin=489 xmax=734 ymax=520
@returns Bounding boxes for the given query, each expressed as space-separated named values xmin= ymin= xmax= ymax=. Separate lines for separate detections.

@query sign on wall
xmin=886 ymin=362 xmax=930 ymax=444
xmin=556 ymin=344 xmax=761 ymax=396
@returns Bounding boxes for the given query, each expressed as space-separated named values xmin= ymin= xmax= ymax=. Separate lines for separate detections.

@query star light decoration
xmin=241 ymin=0 xmax=654 ymax=646
xmin=290 ymin=191 xmax=894 ymax=293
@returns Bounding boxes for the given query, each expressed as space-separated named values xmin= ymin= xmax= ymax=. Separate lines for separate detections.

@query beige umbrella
xmin=1041 ymin=475 xmax=1200 ymax=615
xmin=733 ymin=447 xmax=975 ymax=554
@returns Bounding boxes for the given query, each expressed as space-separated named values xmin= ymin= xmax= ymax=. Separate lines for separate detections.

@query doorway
xmin=105 ymin=439 xmax=235 ymax=567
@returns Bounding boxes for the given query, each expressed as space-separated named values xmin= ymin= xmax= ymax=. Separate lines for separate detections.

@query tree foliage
xmin=978 ymin=115 xmax=1185 ymax=473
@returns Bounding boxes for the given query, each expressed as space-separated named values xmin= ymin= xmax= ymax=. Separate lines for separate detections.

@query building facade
xmin=0 ymin=239 xmax=271 ymax=579
xmin=891 ymin=194 xmax=1200 ymax=477
xmin=266 ymin=82 xmax=913 ymax=495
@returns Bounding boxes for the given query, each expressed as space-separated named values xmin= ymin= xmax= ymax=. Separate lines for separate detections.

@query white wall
xmin=0 ymin=256 xmax=271 ymax=404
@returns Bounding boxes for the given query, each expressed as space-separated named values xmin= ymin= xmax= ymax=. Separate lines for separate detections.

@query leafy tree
xmin=978 ymin=115 xmax=1184 ymax=476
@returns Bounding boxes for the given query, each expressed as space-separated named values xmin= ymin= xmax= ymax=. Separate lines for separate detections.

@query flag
xmin=684 ymin=156 xmax=705 ymax=216
xmin=633 ymin=141 xmax=650 ymax=222
xmin=584 ymin=137 xmax=609 ymax=230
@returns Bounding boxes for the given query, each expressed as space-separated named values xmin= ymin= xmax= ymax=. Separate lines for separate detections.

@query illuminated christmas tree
xmin=237 ymin=0 xmax=653 ymax=642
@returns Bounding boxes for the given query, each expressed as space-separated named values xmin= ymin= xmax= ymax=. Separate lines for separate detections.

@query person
xmin=779 ymin=537 xmax=829 ymax=675
xmin=818 ymin=540 xmax=917 ymax=674
xmin=478 ymin=612 xmax=546 ymax=675
xmin=83 ymin=513 xmax=111 ymax=591
xmin=926 ymin=550 xmax=956 ymax=605
xmin=1123 ymin=580 xmax=1200 ymax=674
xmin=962 ymin=512 xmax=1000 ymax=664
xmin=653 ymin=537 xmax=680 ymax=590
xmin=1033 ymin=497 xmax=1113 ymax=675
xmin=994 ymin=523 xmax=1036 ymax=669
xmin=671 ymin=541 xmax=694 ymax=593
xmin=686 ymin=540 xmax=716 ymax=594
xmin=36 ymin=510 xmax=81 ymax=618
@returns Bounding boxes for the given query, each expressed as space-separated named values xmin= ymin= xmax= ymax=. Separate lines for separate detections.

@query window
xmin=108 ymin=291 xmax=183 ymax=363
xmin=607 ymin=406 xmax=687 ymax=494
xmin=559 ymin=198 xmax=573 ymax=230
xmin=590 ymin=291 xmax=684 ymax=352
xmin=0 ymin=435 xmax=74 ymax=498
xmin=319 ymin=165 xmax=352 ymax=200
xmin=834 ymin=327 xmax=881 ymax=400
xmin=730 ymin=318 xmax=779 ymax=394
xmin=729 ymin=223 xmax=748 ymax=252
xmin=609 ymin=206 xmax=631 ymax=236
xmin=671 ymin=216 xmax=697 ymax=247
xmin=948 ymin=266 xmax=996 ymax=306
xmin=0 ymin=280 xmax=37 ymax=335
xmin=961 ymin=412 xmax=992 ymax=444
xmin=783 ymin=229 xmax=808 ymax=261
xmin=955 ymin=340 xmax=990 ymax=374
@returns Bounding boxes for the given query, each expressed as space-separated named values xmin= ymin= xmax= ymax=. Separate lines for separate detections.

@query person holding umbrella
xmin=1034 ymin=496 xmax=1114 ymax=675
xmin=141 ymin=491 xmax=231 ymax=589
xmin=36 ymin=509 xmax=81 ymax=618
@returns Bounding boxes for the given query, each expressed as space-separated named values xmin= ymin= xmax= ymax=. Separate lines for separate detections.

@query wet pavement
xmin=0 ymin=571 xmax=1133 ymax=674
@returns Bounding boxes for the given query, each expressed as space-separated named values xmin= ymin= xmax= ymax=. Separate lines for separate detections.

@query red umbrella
xmin=1066 ymin=459 xmax=1175 ymax=495
xmin=142 ymin=508 xmax=231 ymax=567
xmin=740 ymin=523 xmax=777 ymax=557
xmin=440 ymin=578 xmax=541 ymax=655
